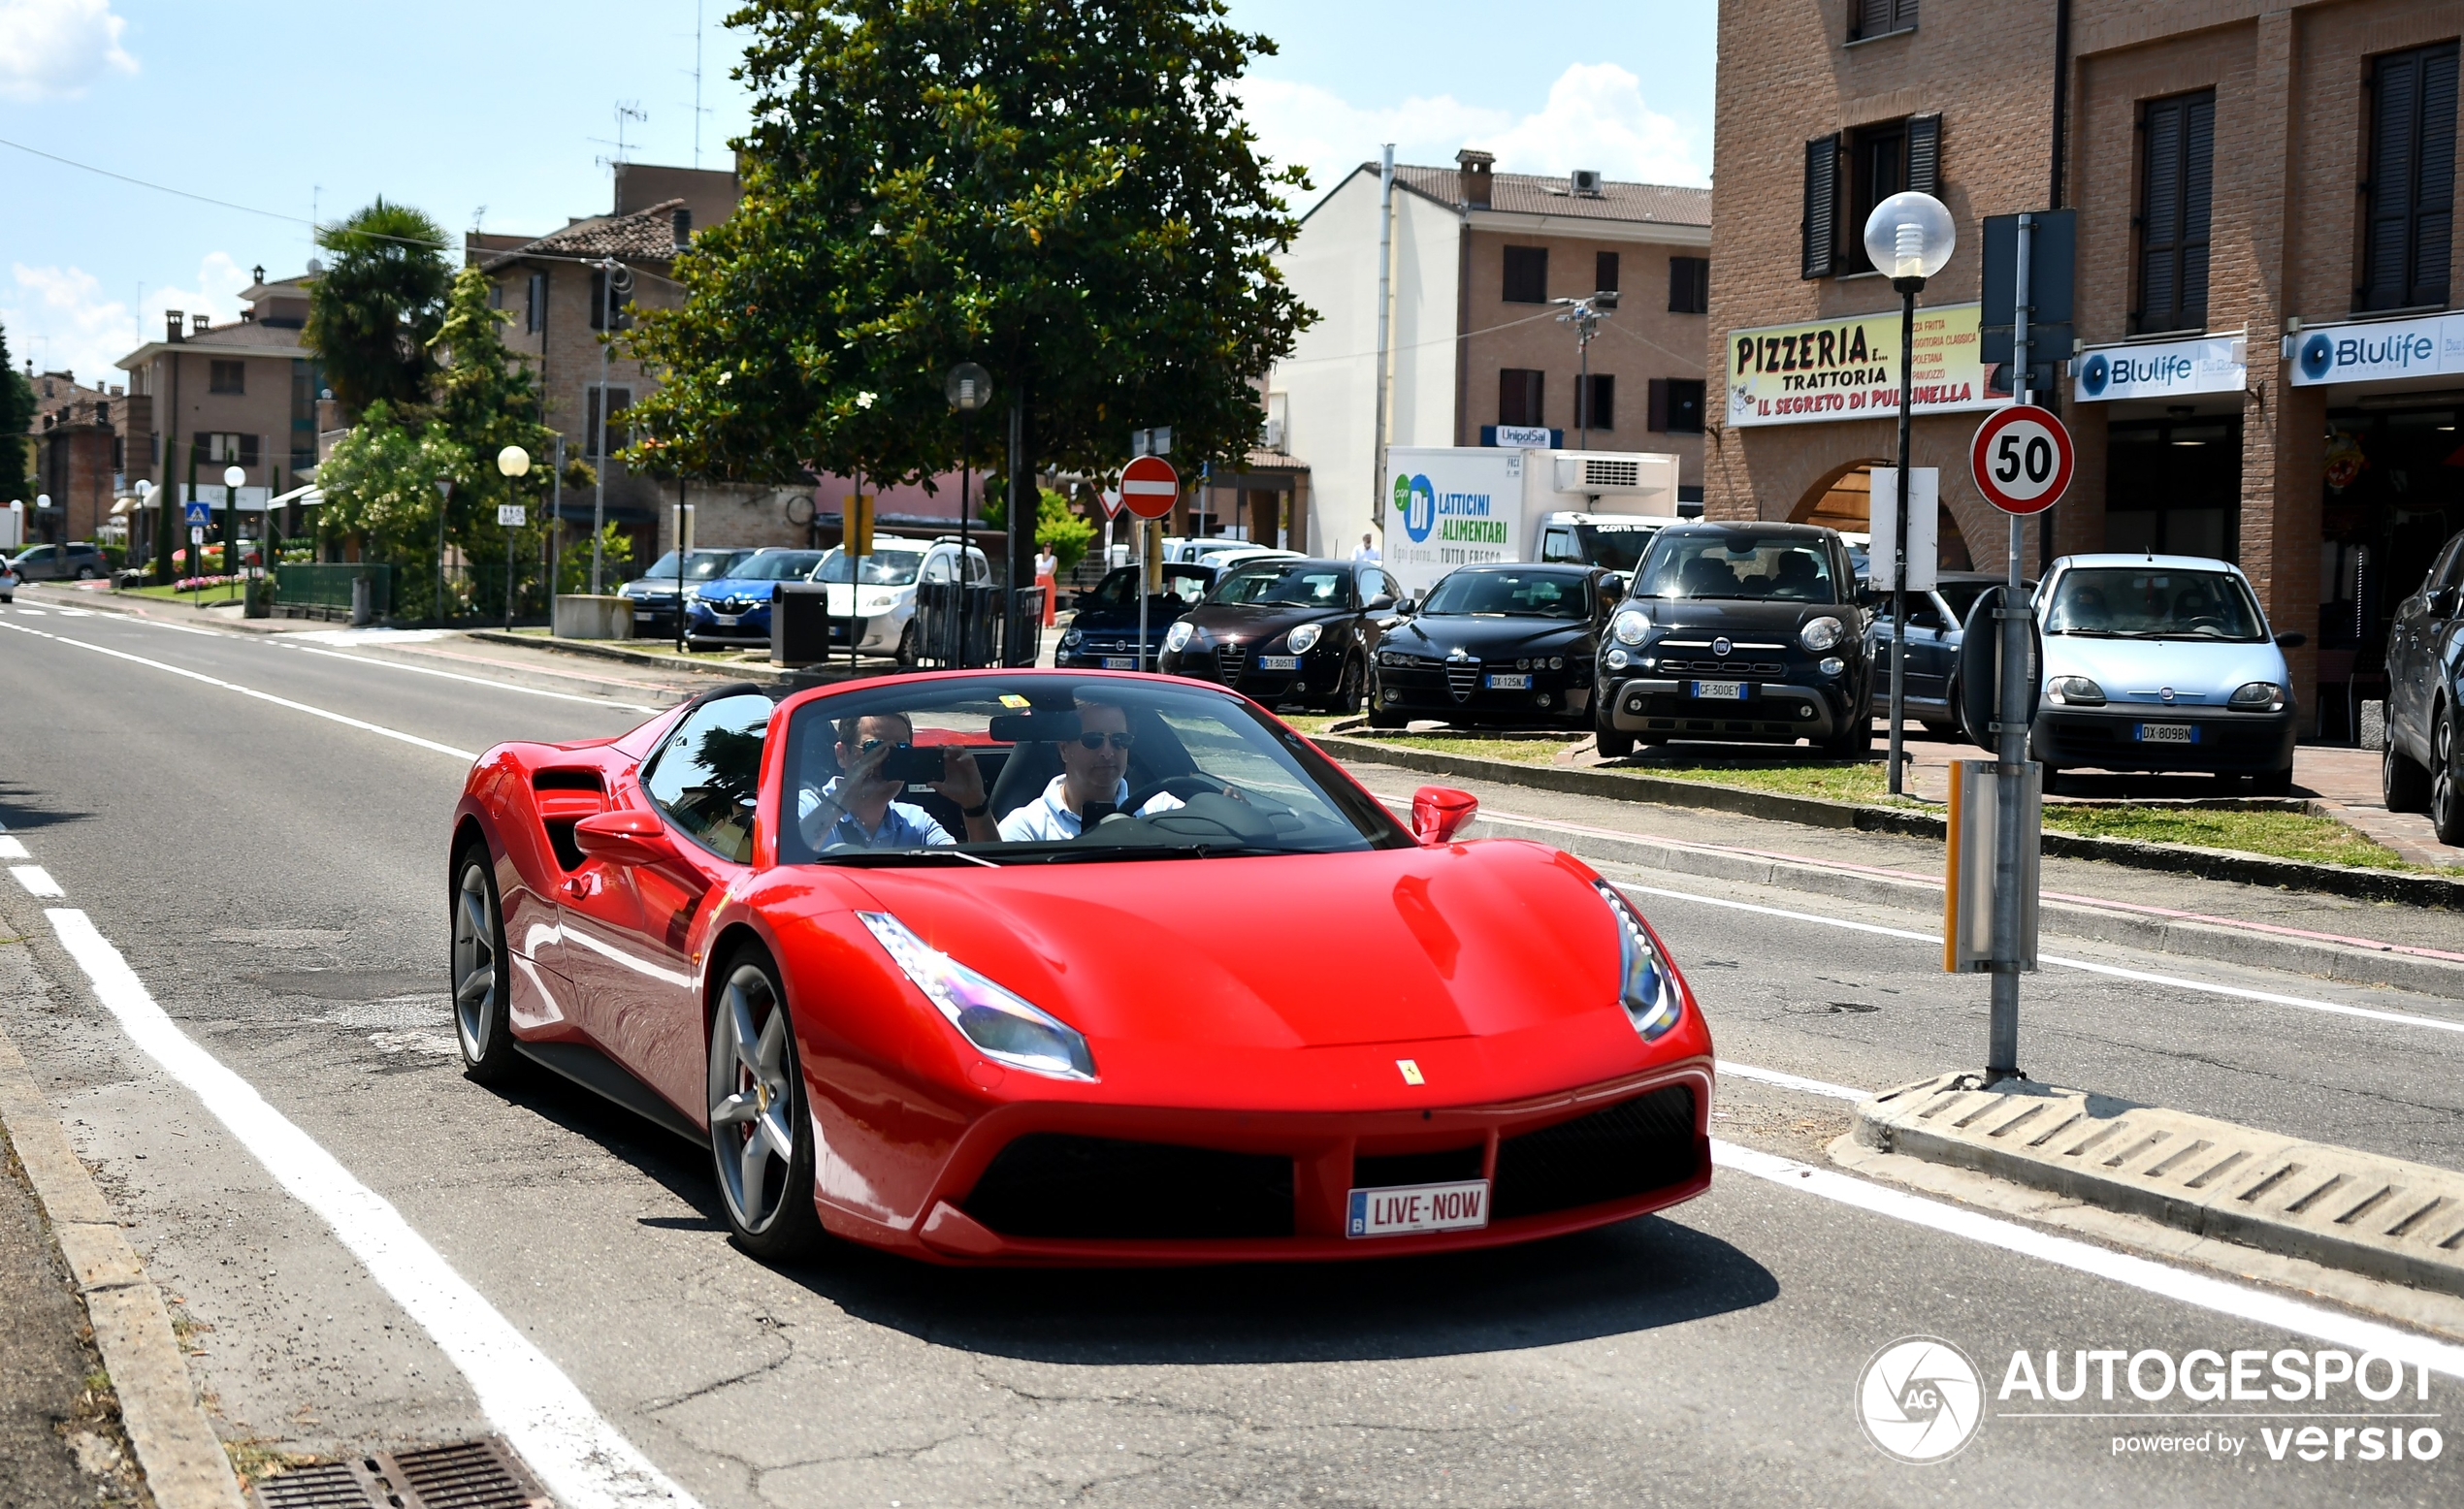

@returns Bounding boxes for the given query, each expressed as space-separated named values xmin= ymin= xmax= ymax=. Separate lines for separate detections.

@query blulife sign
xmin=1727 ymin=303 xmax=2005 ymax=427
xmin=2286 ymin=312 xmax=2464 ymax=388
xmin=2073 ymin=335 xmax=2247 ymax=402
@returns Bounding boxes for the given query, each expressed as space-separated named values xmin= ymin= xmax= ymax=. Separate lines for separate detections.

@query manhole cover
xmin=250 ymin=1437 xmax=550 ymax=1509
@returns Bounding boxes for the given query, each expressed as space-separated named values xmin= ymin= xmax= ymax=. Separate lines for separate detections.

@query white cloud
xmin=3 ymin=252 xmax=246 ymax=388
xmin=0 ymin=0 xmax=138 ymax=102
xmin=1238 ymin=62 xmax=1706 ymax=212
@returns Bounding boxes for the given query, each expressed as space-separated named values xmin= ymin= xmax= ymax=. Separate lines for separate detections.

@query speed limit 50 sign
xmin=1969 ymin=404 xmax=2073 ymax=515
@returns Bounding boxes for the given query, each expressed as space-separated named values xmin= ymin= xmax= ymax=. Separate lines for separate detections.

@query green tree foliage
xmin=979 ymin=484 xmax=1094 ymax=572
xmin=305 ymin=199 xmax=452 ymax=418
xmin=625 ymin=0 xmax=1313 ymax=495
xmin=0 ymin=319 xmax=35 ymax=504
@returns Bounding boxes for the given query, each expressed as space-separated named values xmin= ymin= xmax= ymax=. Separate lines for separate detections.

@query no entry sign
xmin=1969 ymin=404 xmax=2073 ymax=515
xmin=1119 ymin=455 xmax=1180 ymax=520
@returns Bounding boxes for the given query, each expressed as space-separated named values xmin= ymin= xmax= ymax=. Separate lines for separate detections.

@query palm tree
xmin=305 ymin=199 xmax=452 ymax=418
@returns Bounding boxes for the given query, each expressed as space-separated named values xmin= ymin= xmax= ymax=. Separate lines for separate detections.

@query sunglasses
xmin=1074 ymin=731 xmax=1136 ymax=752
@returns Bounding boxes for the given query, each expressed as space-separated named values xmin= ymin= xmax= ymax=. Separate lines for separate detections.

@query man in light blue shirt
xmin=799 ymin=711 xmax=997 ymax=851
xmin=998 ymin=696 xmax=1188 ymax=842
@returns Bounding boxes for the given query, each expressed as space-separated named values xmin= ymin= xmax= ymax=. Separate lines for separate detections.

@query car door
xmin=1906 ymin=592 xmax=1959 ymax=705
xmin=558 ymin=690 xmax=770 ymax=1116
xmin=2392 ymin=538 xmax=2462 ymax=755
xmin=2425 ymin=538 xmax=2464 ymax=754
xmin=13 ymin=545 xmax=54 ymax=580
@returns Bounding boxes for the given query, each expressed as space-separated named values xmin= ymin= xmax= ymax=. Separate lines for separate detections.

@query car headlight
xmin=2046 ymin=676 xmax=2106 ymax=706
xmin=1549 ymin=656 xmax=1565 ymax=670
xmin=1800 ymin=616 xmax=1845 ymax=652
xmin=1592 ymin=882 xmax=1684 ymax=1042
xmin=1611 ymin=609 xmax=1650 ymax=645
xmin=1287 ymin=622 xmax=1322 ymax=654
xmin=857 ymin=912 xmax=1095 ymax=1080
xmin=2230 ymin=681 xmax=2286 ymax=711
xmin=1819 ymin=656 xmax=1845 ymax=677
xmin=860 ymin=593 xmax=899 ymax=613
xmin=1606 ymin=647 xmax=1630 ymax=670
xmin=1163 ymin=620 xmax=1194 ymax=654
xmin=1060 ymin=626 xmax=1084 ymax=649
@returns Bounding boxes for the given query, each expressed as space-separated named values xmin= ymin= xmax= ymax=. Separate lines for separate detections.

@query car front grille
xmin=1492 ymin=1084 xmax=1702 ymax=1221
xmin=963 ymin=1134 xmax=1295 ymax=1239
xmin=1354 ymin=1143 xmax=1485 ymax=1189
xmin=1653 ymin=659 xmax=1789 ymax=677
xmin=1445 ymin=659 xmax=1480 ymax=701
xmin=1216 ymin=644 xmax=1250 ymax=684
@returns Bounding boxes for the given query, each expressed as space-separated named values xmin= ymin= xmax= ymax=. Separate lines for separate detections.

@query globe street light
xmin=1862 ymin=190 xmax=1955 ymax=795
xmin=222 ymin=465 xmax=246 ymax=600
xmin=946 ymin=363 xmax=993 ymax=667
xmin=498 ymin=446 xmax=532 ymax=631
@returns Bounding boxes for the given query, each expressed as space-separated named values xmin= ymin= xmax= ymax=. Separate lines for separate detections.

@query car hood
xmin=1073 ymin=600 xmax=1195 ymax=634
xmin=2041 ymin=635 xmax=2290 ymax=706
xmin=1631 ymin=598 xmax=1849 ymax=638
xmin=697 ymin=577 xmax=790 ymax=600
xmin=1388 ymin=616 xmax=1591 ymax=658
xmin=1180 ymin=601 xmax=1347 ymax=642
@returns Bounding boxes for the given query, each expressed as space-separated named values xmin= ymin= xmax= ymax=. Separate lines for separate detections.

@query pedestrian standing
xmin=1034 ymin=544 xmax=1059 ymax=626
xmin=1353 ymin=531 xmax=1380 ymax=562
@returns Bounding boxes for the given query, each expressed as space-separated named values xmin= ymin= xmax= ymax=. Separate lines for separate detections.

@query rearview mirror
xmin=1366 ymin=593 xmax=1396 ymax=612
xmin=2427 ymin=587 xmax=2459 ymax=620
xmin=573 ymin=809 xmax=680 ymax=868
xmin=2274 ymin=630 xmax=2309 ymax=649
xmin=1410 ymin=786 xmax=1479 ymax=846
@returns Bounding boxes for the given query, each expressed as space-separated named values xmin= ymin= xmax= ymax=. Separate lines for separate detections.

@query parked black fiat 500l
xmin=1594 ymin=523 xmax=1871 ymax=758
xmin=1367 ymin=562 xmax=1612 ymax=728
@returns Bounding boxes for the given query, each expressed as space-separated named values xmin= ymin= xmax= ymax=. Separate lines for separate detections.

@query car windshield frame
xmin=1419 ymin=567 xmax=1593 ymax=619
xmin=1207 ymin=562 xmax=1355 ymax=609
xmin=774 ymin=675 xmax=1412 ymax=867
xmin=1634 ymin=530 xmax=1843 ymax=604
xmin=1086 ymin=563 xmax=1216 ymax=610
xmin=2042 ymin=565 xmax=2269 ymax=643
xmin=816 ymin=546 xmax=931 ymax=586
xmin=728 ymin=551 xmax=828 ymax=583
xmin=643 ymin=549 xmax=749 ymax=583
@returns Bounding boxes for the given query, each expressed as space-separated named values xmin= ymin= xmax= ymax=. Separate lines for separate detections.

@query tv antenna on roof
xmin=592 ymin=101 xmax=649 ymax=176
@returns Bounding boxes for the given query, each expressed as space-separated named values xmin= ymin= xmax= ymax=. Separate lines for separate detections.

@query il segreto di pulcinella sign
xmin=1725 ymin=303 xmax=2008 ymax=428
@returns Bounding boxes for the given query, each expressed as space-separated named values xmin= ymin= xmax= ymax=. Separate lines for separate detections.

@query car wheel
xmin=894 ymin=621 xmax=920 ymax=666
xmin=2385 ymin=728 xmax=2432 ymax=814
xmin=707 ymin=949 xmax=825 ymax=1261
xmin=2434 ymin=711 xmax=2464 ymax=849
xmin=2041 ymin=764 xmax=2065 ymax=797
xmin=76 ymin=565 xmax=97 ymax=580
xmin=1594 ymin=709 xmax=1636 ymax=760
xmin=1319 ymin=654 xmax=1363 ymax=715
xmin=1822 ymin=716 xmax=1873 ymax=759
xmin=450 ymin=846 xmax=522 ymax=1084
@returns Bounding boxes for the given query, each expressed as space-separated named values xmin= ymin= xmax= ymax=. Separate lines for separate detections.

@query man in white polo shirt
xmin=997 ymin=694 xmax=1188 ymax=842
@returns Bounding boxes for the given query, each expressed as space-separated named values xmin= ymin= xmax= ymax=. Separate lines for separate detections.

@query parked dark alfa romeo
xmin=1594 ymin=522 xmax=1871 ymax=758
xmin=1157 ymin=557 xmax=1403 ymax=711
xmin=1367 ymin=562 xmax=1611 ymax=728
xmin=1056 ymin=562 xmax=1218 ymax=670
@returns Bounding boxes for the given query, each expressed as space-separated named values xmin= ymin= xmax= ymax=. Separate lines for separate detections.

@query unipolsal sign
xmin=2072 ymin=335 xmax=2247 ymax=402
xmin=1726 ymin=302 xmax=2006 ymax=428
xmin=2286 ymin=311 xmax=2464 ymax=388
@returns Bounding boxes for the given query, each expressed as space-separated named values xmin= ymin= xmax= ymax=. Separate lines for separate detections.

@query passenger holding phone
xmin=799 ymin=711 xmax=997 ymax=850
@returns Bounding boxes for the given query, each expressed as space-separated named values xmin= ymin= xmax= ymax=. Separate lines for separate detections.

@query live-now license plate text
xmin=1485 ymin=673 xmax=1532 ymax=690
xmin=1691 ymin=680 xmax=1748 ymax=700
xmin=2135 ymin=722 xmax=2197 ymax=744
xmin=1258 ymin=655 xmax=1301 ymax=671
xmin=1346 ymin=1178 xmax=1491 ymax=1238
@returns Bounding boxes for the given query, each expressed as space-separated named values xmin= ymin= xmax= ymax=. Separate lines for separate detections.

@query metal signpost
xmin=181 ymin=498 xmax=212 ymax=609
xmin=1119 ymin=454 xmax=1180 ymax=672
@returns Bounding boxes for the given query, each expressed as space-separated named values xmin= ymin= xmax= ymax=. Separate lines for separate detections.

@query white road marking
xmin=0 ymin=621 xmax=476 ymax=761
xmin=1617 ymin=882 xmax=2464 ymax=1038
xmin=0 ymin=837 xmax=27 ymax=860
xmin=273 ymin=640 xmax=661 ymax=713
xmin=41 ymin=908 xmax=700 ymax=1509
xmin=1715 ymin=1059 xmax=1864 ymax=1102
xmin=1712 ymin=1138 xmax=2464 ymax=1379
xmin=10 ymin=865 xmax=63 ymax=897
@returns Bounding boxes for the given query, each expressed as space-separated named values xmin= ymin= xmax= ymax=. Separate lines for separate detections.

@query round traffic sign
xmin=1119 ymin=455 xmax=1180 ymax=520
xmin=1969 ymin=404 xmax=2073 ymax=515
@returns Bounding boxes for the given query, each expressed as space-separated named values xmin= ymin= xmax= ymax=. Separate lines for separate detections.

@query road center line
xmin=0 ymin=620 xmax=477 ymax=760
xmin=40 ymin=907 xmax=699 ymax=1509
xmin=1712 ymin=1138 xmax=2464 ymax=1380
xmin=1618 ymin=881 xmax=2464 ymax=1038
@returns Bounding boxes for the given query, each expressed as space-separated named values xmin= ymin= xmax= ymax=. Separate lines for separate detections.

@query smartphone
xmin=880 ymin=744 xmax=947 ymax=784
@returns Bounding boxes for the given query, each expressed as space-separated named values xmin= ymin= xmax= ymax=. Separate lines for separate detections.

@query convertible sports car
xmin=448 ymin=670 xmax=1713 ymax=1264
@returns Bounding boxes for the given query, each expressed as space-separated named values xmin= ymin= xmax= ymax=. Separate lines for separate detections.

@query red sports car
xmin=448 ymin=669 xmax=1712 ymax=1264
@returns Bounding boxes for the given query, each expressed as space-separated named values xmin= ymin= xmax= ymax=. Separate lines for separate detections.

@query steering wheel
xmin=1120 ymin=773 xmax=1236 ymax=815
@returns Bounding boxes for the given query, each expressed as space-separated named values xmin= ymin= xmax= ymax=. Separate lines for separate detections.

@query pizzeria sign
xmin=1726 ymin=302 xmax=2009 ymax=428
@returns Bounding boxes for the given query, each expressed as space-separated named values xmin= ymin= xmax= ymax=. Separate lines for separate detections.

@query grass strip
xmin=2041 ymin=806 xmax=2415 ymax=871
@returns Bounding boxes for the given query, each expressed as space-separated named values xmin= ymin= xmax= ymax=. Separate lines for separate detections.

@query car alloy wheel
xmin=706 ymin=954 xmax=823 ymax=1258
xmin=2435 ymin=712 xmax=2464 ymax=848
xmin=2384 ymin=728 xmax=2431 ymax=814
xmin=895 ymin=621 xmax=920 ymax=666
xmin=450 ymin=849 xmax=520 ymax=1082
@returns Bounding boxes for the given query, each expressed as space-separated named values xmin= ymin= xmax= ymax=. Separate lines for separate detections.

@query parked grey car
xmin=6 ymin=541 xmax=109 ymax=581
xmin=1864 ymin=571 xmax=2033 ymax=739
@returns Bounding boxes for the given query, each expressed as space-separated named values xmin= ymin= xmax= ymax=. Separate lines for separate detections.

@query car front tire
xmin=450 ymin=846 xmax=522 ymax=1084
xmin=707 ymin=947 xmax=825 ymax=1262
xmin=1594 ymin=701 xmax=1636 ymax=759
xmin=2385 ymin=728 xmax=2432 ymax=814
xmin=2434 ymin=710 xmax=2464 ymax=848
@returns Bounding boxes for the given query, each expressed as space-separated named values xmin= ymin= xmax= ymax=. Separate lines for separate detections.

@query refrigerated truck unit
xmin=1378 ymin=446 xmax=1679 ymax=597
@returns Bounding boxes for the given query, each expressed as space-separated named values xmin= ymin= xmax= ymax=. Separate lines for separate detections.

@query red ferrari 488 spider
xmin=449 ymin=670 xmax=1712 ymax=1264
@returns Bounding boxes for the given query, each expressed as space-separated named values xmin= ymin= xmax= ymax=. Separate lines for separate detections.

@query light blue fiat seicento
xmin=2026 ymin=554 xmax=2306 ymax=794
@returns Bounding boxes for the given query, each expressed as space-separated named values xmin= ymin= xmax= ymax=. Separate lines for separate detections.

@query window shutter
xmin=2181 ymin=94 xmax=2215 ymax=326
xmin=1596 ymin=250 xmax=1620 ymax=293
xmin=2364 ymin=52 xmax=2422 ymax=310
xmin=1648 ymin=378 xmax=1671 ymax=432
xmin=2409 ymin=44 xmax=2457 ymax=306
xmin=1905 ymin=114 xmax=1942 ymax=197
xmin=1802 ymin=134 xmax=1841 ymax=278
xmin=2139 ymin=98 xmax=2183 ymax=330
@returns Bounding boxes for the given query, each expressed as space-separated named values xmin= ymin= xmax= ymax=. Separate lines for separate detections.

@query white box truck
xmin=1378 ymin=446 xmax=1681 ymax=597
xmin=0 ymin=499 xmax=21 ymax=552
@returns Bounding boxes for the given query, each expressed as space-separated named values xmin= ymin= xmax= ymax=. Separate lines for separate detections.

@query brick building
xmin=1709 ymin=0 xmax=2461 ymax=729
xmin=21 ymin=369 xmax=129 ymax=547
xmin=1274 ymin=152 xmax=1712 ymax=555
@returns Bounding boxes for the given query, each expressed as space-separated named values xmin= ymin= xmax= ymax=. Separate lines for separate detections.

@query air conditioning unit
xmin=1570 ymin=169 xmax=1604 ymax=197
xmin=1554 ymin=452 xmax=1670 ymax=495
xmin=1261 ymin=417 xmax=1286 ymax=451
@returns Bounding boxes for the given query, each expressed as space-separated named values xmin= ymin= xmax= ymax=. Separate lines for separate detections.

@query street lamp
xmin=498 ymin=445 xmax=532 ymax=631
xmin=1552 ymin=290 xmax=1619 ymax=450
xmin=222 ymin=465 xmax=245 ymax=602
xmin=1862 ymin=190 xmax=1955 ymax=796
xmin=946 ymin=362 xmax=993 ymax=667
xmin=435 ymin=477 xmax=455 ymax=624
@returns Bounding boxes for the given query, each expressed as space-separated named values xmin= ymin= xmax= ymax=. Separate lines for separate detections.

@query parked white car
xmin=816 ymin=535 xmax=992 ymax=662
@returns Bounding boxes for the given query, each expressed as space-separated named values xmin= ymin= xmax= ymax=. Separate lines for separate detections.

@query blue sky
xmin=2 ymin=0 xmax=1714 ymax=387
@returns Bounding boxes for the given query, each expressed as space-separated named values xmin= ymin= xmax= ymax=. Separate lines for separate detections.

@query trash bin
xmin=349 ymin=575 xmax=373 ymax=626
xmin=772 ymin=582 xmax=834 ymax=666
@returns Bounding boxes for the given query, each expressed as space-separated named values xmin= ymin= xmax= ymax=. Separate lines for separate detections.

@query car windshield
xmin=724 ymin=551 xmax=827 ymax=582
xmin=1086 ymin=564 xmax=1214 ymax=609
xmin=817 ymin=547 xmax=929 ymax=586
xmin=1570 ymin=522 xmax=1667 ymax=571
xmin=1637 ymin=532 xmax=1838 ymax=602
xmin=1209 ymin=563 xmax=1351 ymax=608
xmin=1420 ymin=569 xmax=1590 ymax=618
xmin=2043 ymin=566 xmax=2267 ymax=641
xmin=643 ymin=550 xmax=746 ymax=583
xmin=778 ymin=675 xmax=1410 ymax=865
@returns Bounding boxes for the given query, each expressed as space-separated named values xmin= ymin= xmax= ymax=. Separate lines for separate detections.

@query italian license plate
xmin=2135 ymin=722 xmax=2197 ymax=744
xmin=1258 ymin=655 xmax=1301 ymax=671
xmin=1691 ymin=680 xmax=1748 ymax=700
xmin=1485 ymin=673 xmax=1532 ymax=690
xmin=1102 ymin=656 xmax=1137 ymax=669
xmin=712 ymin=613 xmax=741 ymax=626
xmin=1346 ymin=1179 xmax=1491 ymax=1238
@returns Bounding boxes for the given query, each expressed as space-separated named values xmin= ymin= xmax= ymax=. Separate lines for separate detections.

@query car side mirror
xmin=2428 ymin=588 xmax=2459 ymax=619
xmin=573 ymin=809 xmax=680 ymax=868
xmin=2274 ymin=630 xmax=2308 ymax=649
xmin=1394 ymin=596 xmax=1420 ymax=616
xmin=1366 ymin=593 xmax=1396 ymax=612
xmin=1410 ymin=786 xmax=1479 ymax=846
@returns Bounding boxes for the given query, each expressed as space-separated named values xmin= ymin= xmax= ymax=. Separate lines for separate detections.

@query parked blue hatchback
xmin=683 ymin=548 xmax=828 ymax=648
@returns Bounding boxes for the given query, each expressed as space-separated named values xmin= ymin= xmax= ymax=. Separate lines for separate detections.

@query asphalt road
xmin=3 ymin=602 xmax=2460 ymax=1506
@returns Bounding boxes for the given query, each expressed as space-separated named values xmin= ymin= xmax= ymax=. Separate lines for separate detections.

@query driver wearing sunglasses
xmin=997 ymin=694 xmax=1188 ymax=842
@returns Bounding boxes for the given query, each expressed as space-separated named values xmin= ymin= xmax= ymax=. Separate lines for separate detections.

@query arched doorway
xmin=1788 ymin=461 xmax=1971 ymax=571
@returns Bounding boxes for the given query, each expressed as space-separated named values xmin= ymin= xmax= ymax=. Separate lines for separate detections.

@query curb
xmin=1855 ymin=1074 xmax=2464 ymax=1300
xmin=0 ymin=1004 xmax=246 ymax=1508
xmin=462 ymin=628 xmax=798 ymax=684
xmin=1318 ymin=732 xmax=2464 ymax=910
